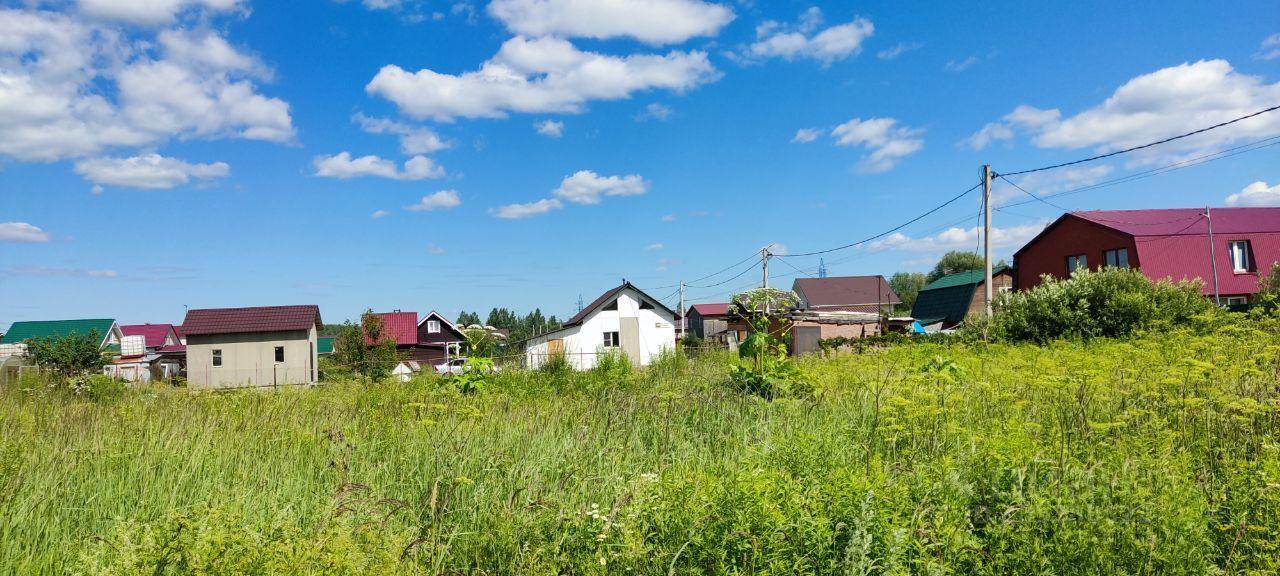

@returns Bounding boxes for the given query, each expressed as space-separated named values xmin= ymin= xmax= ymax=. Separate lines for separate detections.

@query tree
xmin=927 ymin=251 xmax=985 ymax=283
xmin=889 ymin=272 xmax=928 ymax=313
xmin=26 ymin=330 xmax=107 ymax=378
xmin=456 ymin=311 xmax=482 ymax=327
xmin=330 ymin=310 xmax=398 ymax=381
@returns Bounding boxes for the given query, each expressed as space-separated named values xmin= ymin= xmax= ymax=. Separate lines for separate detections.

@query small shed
xmin=182 ymin=305 xmax=322 ymax=389
xmin=523 ymin=281 xmax=677 ymax=370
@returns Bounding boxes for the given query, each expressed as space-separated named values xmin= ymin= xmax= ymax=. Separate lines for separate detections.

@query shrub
xmin=25 ymin=331 xmax=107 ymax=378
xmin=73 ymin=374 xmax=125 ymax=402
xmin=593 ymin=348 xmax=632 ymax=379
xmin=991 ymin=268 xmax=1214 ymax=342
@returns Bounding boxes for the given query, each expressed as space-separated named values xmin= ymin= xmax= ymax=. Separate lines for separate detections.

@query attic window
xmin=639 ymin=300 xmax=654 ymax=310
xmin=427 ymin=320 xmax=441 ymax=333
xmin=1228 ymin=240 xmax=1252 ymax=272
xmin=603 ymin=300 xmax=618 ymax=311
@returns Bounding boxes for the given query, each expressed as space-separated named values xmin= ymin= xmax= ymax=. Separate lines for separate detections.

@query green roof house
xmin=1 ymin=319 xmax=123 ymax=349
xmin=911 ymin=267 xmax=1013 ymax=329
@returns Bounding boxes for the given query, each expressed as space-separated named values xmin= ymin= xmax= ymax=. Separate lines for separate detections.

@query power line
xmin=685 ymin=256 xmax=760 ymax=289
xmin=997 ymin=104 xmax=1280 ymax=177
xmin=997 ymin=175 xmax=1070 ymax=211
xmin=780 ymin=182 xmax=983 ymax=258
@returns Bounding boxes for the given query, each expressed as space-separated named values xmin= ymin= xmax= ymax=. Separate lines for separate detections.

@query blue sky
xmin=2 ymin=0 xmax=1279 ymax=327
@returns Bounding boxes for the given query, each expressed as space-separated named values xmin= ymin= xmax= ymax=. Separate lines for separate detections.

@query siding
xmin=1015 ymin=216 xmax=1139 ymax=290
xmin=525 ymin=289 xmax=674 ymax=370
xmin=186 ymin=327 xmax=317 ymax=389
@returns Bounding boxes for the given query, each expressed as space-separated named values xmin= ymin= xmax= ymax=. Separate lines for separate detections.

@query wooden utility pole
xmin=761 ymin=246 xmax=772 ymax=314
xmin=678 ymin=281 xmax=685 ymax=338
xmin=1206 ymin=206 xmax=1220 ymax=305
xmin=983 ymin=164 xmax=994 ymax=318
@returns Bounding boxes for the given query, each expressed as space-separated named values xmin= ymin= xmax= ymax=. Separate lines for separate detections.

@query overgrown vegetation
xmin=2 ymin=311 xmax=1279 ymax=574
xmin=329 ymin=310 xmax=398 ymax=381
xmin=23 ymin=329 xmax=106 ymax=378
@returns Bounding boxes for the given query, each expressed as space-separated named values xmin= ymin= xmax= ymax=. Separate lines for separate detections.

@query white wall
xmin=525 ymin=288 xmax=675 ymax=370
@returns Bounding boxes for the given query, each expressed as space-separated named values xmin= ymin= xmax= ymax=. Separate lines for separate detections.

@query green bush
xmin=74 ymin=374 xmax=125 ymax=402
xmin=592 ymin=348 xmax=632 ymax=379
xmin=991 ymin=268 xmax=1214 ymax=342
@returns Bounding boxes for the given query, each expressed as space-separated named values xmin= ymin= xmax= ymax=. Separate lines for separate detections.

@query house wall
xmin=964 ymin=271 xmax=1014 ymax=320
xmin=186 ymin=327 xmax=317 ymax=389
xmin=688 ymin=309 xmax=729 ymax=339
xmin=525 ymin=288 xmax=675 ymax=370
xmin=1015 ymin=216 xmax=1139 ymax=290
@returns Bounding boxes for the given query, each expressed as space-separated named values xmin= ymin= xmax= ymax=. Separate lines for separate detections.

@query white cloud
xmin=963 ymin=105 xmax=1059 ymax=150
xmin=491 ymin=198 xmax=563 ymax=219
xmin=371 ymin=209 xmax=391 ymax=218
xmin=966 ymin=60 xmax=1280 ymax=162
xmin=9 ymin=266 xmax=119 ymax=278
xmin=993 ymin=165 xmax=1113 ymax=206
xmin=1226 ymin=181 xmax=1280 ymax=207
xmin=868 ymin=221 xmax=1049 ymax=253
xmin=313 ymin=152 xmax=445 ymax=180
xmin=646 ymin=242 xmax=664 ymax=251
xmin=877 ymin=41 xmax=921 ymax=60
xmin=792 ymin=127 xmax=821 ymax=143
xmin=77 ymin=0 xmax=244 ymax=26
xmin=0 ymin=9 xmax=294 ymax=162
xmin=944 ymin=56 xmax=978 ymax=72
xmin=487 ymin=0 xmax=734 ymax=45
xmin=353 ymin=112 xmax=450 ymax=155
xmin=745 ymin=8 xmax=873 ymax=65
xmin=765 ymin=242 xmax=788 ymax=256
xmin=73 ymin=153 xmax=229 ymax=189
xmin=534 ymin=119 xmax=564 ymax=137
xmin=831 ymin=117 xmax=924 ymax=173
xmin=635 ymin=102 xmax=672 ymax=121
xmin=406 ymin=189 xmax=462 ymax=211
xmin=426 ymin=243 xmax=446 ymax=254
xmin=0 ymin=222 xmax=50 ymax=243
xmin=661 ymin=214 xmax=676 ymax=222
xmin=366 ymin=35 xmax=719 ymax=122
xmin=553 ymin=170 xmax=648 ymax=204
xmin=1256 ymin=33 xmax=1280 ymax=61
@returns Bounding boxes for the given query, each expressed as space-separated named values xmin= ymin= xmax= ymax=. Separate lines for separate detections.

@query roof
xmin=562 ymin=281 xmax=677 ymax=328
xmin=1072 ymin=207 xmax=1280 ymax=237
xmin=417 ymin=311 xmax=465 ymax=339
xmin=181 ymin=305 xmax=322 ymax=336
xmin=1 ymin=319 xmax=116 ymax=344
xmin=689 ymin=303 xmax=729 ymax=317
xmin=921 ymin=266 xmax=1010 ymax=291
xmin=792 ymin=276 xmax=900 ymax=308
xmin=120 ymin=324 xmax=176 ymax=348
xmin=317 ymin=337 xmax=334 ymax=355
xmin=365 ymin=311 xmax=418 ymax=345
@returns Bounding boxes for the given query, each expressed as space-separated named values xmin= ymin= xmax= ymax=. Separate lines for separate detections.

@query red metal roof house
xmin=1013 ymin=207 xmax=1280 ymax=304
xmin=361 ymin=310 xmax=466 ymax=366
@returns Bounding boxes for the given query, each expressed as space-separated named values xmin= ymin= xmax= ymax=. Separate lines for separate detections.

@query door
xmin=546 ymin=339 xmax=564 ymax=364
xmin=620 ymin=317 xmax=641 ymax=365
xmin=793 ymin=326 xmax=821 ymax=356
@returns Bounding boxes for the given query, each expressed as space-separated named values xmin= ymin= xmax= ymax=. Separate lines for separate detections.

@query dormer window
xmin=1228 ymin=240 xmax=1252 ymax=272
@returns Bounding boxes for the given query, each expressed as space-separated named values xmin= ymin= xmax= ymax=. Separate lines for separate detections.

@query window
xmin=1104 ymin=248 xmax=1129 ymax=268
xmin=427 ymin=320 xmax=440 ymax=333
xmin=212 ymin=349 xmax=222 ymax=367
xmin=1224 ymin=296 xmax=1248 ymax=306
xmin=1066 ymin=254 xmax=1088 ymax=274
xmin=1228 ymin=240 xmax=1252 ymax=272
xmin=602 ymin=331 xmax=620 ymax=347
xmin=274 ymin=346 xmax=284 ymax=363
xmin=602 ymin=299 xmax=618 ymax=311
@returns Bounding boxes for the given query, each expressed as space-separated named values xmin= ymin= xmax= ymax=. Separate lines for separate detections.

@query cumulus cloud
xmin=877 ymin=41 xmax=921 ymax=60
xmin=831 ymin=117 xmax=925 ymax=173
xmin=868 ymin=221 xmax=1049 ymax=253
xmin=487 ymin=0 xmax=734 ymax=45
xmin=405 ymin=189 xmax=462 ymax=211
xmin=1256 ymin=33 xmax=1280 ymax=61
xmin=366 ymin=36 xmax=719 ymax=121
xmin=1226 ymin=181 xmax=1280 ymax=207
xmin=490 ymin=198 xmax=563 ymax=219
xmin=0 ymin=9 xmax=294 ymax=162
xmin=964 ymin=60 xmax=1280 ymax=162
xmin=553 ymin=170 xmax=648 ymax=204
xmin=534 ymin=119 xmax=564 ymax=137
xmin=0 ymin=222 xmax=51 ymax=243
xmin=313 ymin=152 xmax=445 ymax=180
xmin=992 ymin=165 xmax=1113 ymax=206
xmin=744 ymin=7 xmax=873 ymax=65
xmin=77 ymin=0 xmax=244 ymax=26
xmin=353 ymin=112 xmax=450 ymax=155
xmin=635 ymin=102 xmax=673 ymax=122
xmin=792 ymin=127 xmax=821 ymax=143
xmin=371 ymin=209 xmax=391 ymax=219
xmin=73 ymin=153 xmax=229 ymax=189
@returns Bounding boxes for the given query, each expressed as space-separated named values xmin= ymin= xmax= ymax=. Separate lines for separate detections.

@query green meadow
xmin=2 ymin=321 xmax=1278 ymax=574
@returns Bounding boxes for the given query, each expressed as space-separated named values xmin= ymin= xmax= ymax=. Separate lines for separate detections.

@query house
xmin=107 ymin=323 xmax=185 ymax=382
xmin=911 ymin=266 xmax=1014 ymax=330
xmin=792 ymin=276 xmax=901 ymax=314
xmin=1 ymin=318 xmax=123 ymax=349
xmin=788 ymin=309 xmax=882 ymax=354
xmin=363 ymin=310 xmax=466 ymax=366
xmin=523 ymin=281 xmax=676 ymax=370
xmin=1013 ymin=208 xmax=1280 ymax=305
xmin=684 ymin=303 xmax=738 ymax=346
xmin=182 ymin=305 xmax=322 ymax=389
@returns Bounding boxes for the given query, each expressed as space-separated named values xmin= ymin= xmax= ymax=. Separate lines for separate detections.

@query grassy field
xmin=2 ymin=321 xmax=1279 ymax=574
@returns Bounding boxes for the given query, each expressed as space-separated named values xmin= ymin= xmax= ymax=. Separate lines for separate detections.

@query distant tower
xmin=576 ymin=293 xmax=584 ymax=313
xmin=818 ymin=258 xmax=829 ymax=279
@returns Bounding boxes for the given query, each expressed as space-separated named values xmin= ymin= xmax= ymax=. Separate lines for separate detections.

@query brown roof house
xmin=792 ymin=276 xmax=900 ymax=314
xmin=182 ymin=305 xmax=322 ymax=389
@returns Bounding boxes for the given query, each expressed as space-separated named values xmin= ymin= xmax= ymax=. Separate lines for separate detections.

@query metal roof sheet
xmin=792 ymin=276 xmax=900 ymax=307
xmin=181 ymin=305 xmax=321 ymax=336
xmin=1 ymin=319 xmax=116 ymax=344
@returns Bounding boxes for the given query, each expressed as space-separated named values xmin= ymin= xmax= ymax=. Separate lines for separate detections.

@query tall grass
xmin=1 ymin=321 xmax=1278 ymax=574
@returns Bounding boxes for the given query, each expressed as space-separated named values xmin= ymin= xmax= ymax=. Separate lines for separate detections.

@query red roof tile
xmin=181 ymin=305 xmax=322 ymax=336
xmin=364 ymin=311 xmax=419 ymax=345
xmin=120 ymin=324 xmax=176 ymax=348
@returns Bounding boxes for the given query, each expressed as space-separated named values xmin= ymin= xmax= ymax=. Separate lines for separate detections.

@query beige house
xmin=182 ymin=305 xmax=321 ymax=389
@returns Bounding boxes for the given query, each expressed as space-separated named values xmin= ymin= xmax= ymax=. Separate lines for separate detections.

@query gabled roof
xmin=563 ymin=281 xmax=677 ymax=328
xmin=792 ymin=276 xmax=900 ymax=308
xmin=689 ymin=303 xmax=730 ymax=317
xmin=1 ymin=319 xmax=117 ymax=345
xmin=912 ymin=266 xmax=1010 ymax=328
xmin=120 ymin=324 xmax=178 ymax=348
xmin=920 ymin=266 xmax=1010 ymax=292
xmin=417 ymin=310 xmax=465 ymax=339
xmin=365 ymin=311 xmax=418 ymax=345
xmin=181 ymin=305 xmax=322 ymax=336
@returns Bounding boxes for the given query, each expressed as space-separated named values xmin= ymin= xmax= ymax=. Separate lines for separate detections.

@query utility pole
xmin=678 ymin=281 xmax=685 ymax=338
xmin=761 ymin=245 xmax=772 ymax=315
xmin=983 ymin=164 xmax=994 ymax=318
xmin=1206 ymin=206 xmax=1220 ymax=305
